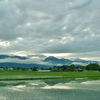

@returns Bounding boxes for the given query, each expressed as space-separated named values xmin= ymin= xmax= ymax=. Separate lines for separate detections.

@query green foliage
xmin=0 ymin=63 xmax=100 ymax=73
xmin=86 ymin=63 xmax=100 ymax=71
xmin=52 ymin=63 xmax=100 ymax=72
xmin=61 ymin=65 xmax=67 ymax=71
xmin=31 ymin=67 xmax=37 ymax=71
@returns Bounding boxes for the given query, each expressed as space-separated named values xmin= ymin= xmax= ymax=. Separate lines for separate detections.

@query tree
xmin=32 ymin=67 xmax=37 ymax=71
xmin=69 ymin=64 xmax=76 ymax=71
xmin=61 ymin=65 xmax=67 ymax=71
xmin=49 ymin=67 xmax=52 ymax=70
xmin=86 ymin=63 xmax=100 ymax=71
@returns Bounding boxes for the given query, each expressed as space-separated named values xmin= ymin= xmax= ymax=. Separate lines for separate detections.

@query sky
xmin=0 ymin=0 xmax=100 ymax=64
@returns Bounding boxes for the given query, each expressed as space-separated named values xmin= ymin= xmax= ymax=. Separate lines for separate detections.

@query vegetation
xmin=86 ymin=63 xmax=100 ymax=71
xmin=0 ymin=63 xmax=100 ymax=72
xmin=0 ymin=63 xmax=100 ymax=81
xmin=0 ymin=70 xmax=99 ymax=81
xmin=52 ymin=63 xmax=100 ymax=72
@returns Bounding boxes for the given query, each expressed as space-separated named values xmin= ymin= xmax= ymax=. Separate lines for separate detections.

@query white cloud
xmin=0 ymin=40 xmax=10 ymax=47
xmin=0 ymin=0 xmax=100 ymax=63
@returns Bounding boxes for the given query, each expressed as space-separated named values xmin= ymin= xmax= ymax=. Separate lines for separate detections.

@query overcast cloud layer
xmin=0 ymin=0 xmax=100 ymax=63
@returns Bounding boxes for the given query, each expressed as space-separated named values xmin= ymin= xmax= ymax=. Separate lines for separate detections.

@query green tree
xmin=61 ymin=65 xmax=67 ymax=71
xmin=69 ymin=64 xmax=76 ymax=71
xmin=86 ymin=63 xmax=100 ymax=71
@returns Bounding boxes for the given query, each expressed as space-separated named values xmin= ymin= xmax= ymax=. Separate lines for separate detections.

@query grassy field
xmin=0 ymin=70 xmax=100 ymax=81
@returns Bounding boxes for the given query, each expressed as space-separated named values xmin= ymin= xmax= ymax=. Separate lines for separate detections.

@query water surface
xmin=0 ymin=78 xmax=100 ymax=100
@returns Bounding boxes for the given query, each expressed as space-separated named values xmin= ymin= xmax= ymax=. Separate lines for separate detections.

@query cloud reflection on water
xmin=41 ymin=85 xmax=73 ymax=89
xmin=0 ymin=78 xmax=100 ymax=100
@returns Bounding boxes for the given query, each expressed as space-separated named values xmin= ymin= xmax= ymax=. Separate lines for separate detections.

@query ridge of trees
xmin=51 ymin=63 xmax=100 ymax=72
xmin=0 ymin=63 xmax=100 ymax=72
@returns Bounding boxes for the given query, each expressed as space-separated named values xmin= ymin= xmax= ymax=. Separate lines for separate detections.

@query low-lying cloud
xmin=0 ymin=55 xmax=28 ymax=60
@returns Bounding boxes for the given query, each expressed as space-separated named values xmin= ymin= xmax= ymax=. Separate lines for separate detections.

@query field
xmin=0 ymin=70 xmax=100 ymax=81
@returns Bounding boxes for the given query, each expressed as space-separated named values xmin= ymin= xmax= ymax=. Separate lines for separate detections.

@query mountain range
xmin=0 ymin=62 xmax=51 ymax=68
xmin=0 ymin=56 xmax=99 ymax=68
xmin=43 ymin=56 xmax=98 ymax=66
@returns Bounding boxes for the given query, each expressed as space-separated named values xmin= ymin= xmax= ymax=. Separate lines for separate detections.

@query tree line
xmin=0 ymin=63 xmax=100 ymax=72
xmin=50 ymin=63 xmax=100 ymax=72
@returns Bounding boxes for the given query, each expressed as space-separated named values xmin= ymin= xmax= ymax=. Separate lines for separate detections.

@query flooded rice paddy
xmin=0 ymin=78 xmax=100 ymax=100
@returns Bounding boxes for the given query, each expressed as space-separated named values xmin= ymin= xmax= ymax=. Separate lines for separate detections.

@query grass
xmin=0 ymin=70 xmax=100 ymax=81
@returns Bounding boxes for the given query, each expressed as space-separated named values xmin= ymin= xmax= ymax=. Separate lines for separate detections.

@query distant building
xmin=0 ymin=68 xmax=4 ymax=70
xmin=38 ymin=70 xmax=51 ymax=72
xmin=77 ymin=68 xmax=83 ymax=72
xmin=28 ymin=69 xmax=32 ymax=71
xmin=7 ymin=68 xmax=13 ymax=70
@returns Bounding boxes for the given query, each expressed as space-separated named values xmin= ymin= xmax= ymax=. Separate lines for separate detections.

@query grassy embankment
xmin=0 ymin=70 xmax=100 ymax=81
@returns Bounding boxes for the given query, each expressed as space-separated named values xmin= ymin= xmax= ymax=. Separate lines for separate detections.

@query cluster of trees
xmin=0 ymin=66 xmax=38 ymax=71
xmin=86 ymin=63 xmax=100 ymax=71
xmin=51 ymin=63 xmax=100 ymax=72
xmin=0 ymin=63 xmax=100 ymax=72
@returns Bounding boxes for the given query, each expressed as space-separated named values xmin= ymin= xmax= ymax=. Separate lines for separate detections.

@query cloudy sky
xmin=0 ymin=0 xmax=100 ymax=64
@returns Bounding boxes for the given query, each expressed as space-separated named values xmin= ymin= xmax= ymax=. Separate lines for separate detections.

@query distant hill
xmin=43 ymin=56 xmax=71 ymax=65
xmin=0 ymin=62 xmax=52 ymax=68
xmin=43 ymin=56 xmax=98 ymax=66
xmin=0 ymin=56 xmax=98 ymax=68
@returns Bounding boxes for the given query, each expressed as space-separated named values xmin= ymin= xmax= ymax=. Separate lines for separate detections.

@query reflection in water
xmin=0 ymin=78 xmax=100 ymax=100
xmin=41 ymin=85 xmax=74 ymax=89
xmin=0 ymin=82 xmax=26 ymax=87
xmin=0 ymin=75 xmax=61 ymax=79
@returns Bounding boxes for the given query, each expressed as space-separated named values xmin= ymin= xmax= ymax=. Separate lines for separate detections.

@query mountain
xmin=43 ymin=56 xmax=98 ymax=66
xmin=43 ymin=56 xmax=71 ymax=65
xmin=0 ymin=62 xmax=52 ymax=68
xmin=0 ymin=57 xmax=98 ymax=68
